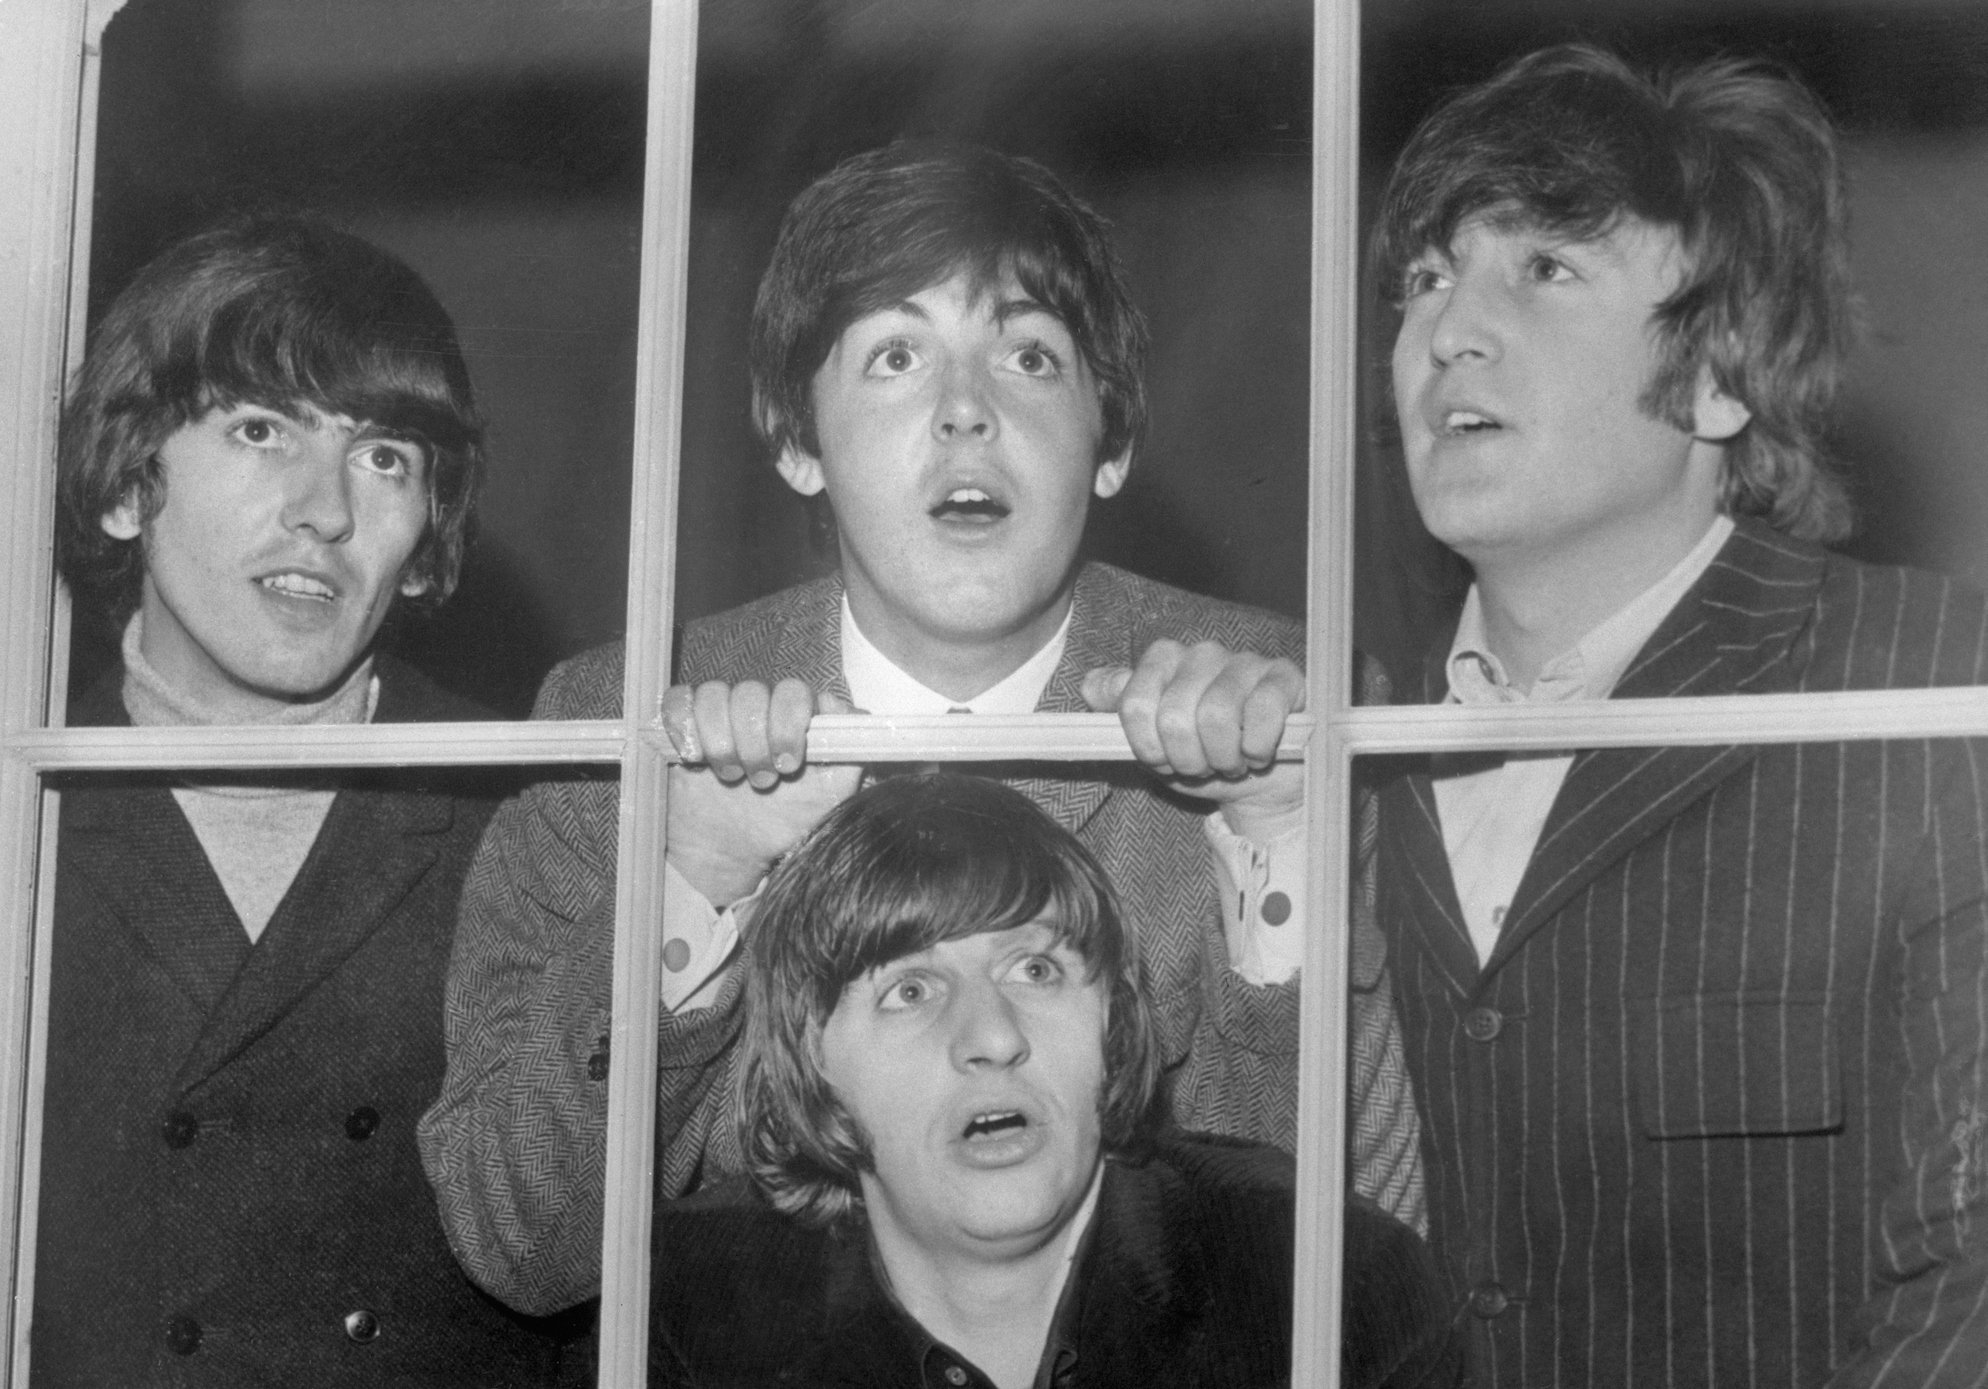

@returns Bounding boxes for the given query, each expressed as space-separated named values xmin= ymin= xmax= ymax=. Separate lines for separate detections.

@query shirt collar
xmin=1447 ymin=513 xmax=1734 ymax=706
xmin=841 ymin=597 xmax=1071 ymax=716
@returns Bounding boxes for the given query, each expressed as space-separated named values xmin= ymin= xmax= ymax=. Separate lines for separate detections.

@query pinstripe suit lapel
xmin=1380 ymin=768 xmax=1483 ymax=995
xmin=1488 ymin=523 xmax=1824 ymax=971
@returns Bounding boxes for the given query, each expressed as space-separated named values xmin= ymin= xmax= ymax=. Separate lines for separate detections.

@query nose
xmin=281 ymin=436 xmax=356 ymax=542
xmin=931 ymin=361 xmax=996 ymax=442
xmin=948 ymin=980 xmax=1029 ymax=1072
xmin=1426 ymin=269 xmax=1500 ymax=368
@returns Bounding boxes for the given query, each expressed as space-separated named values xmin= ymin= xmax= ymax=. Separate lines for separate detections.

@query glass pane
xmin=75 ymin=0 xmax=650 ymax=719
xmin=1362 ymin=732 xmax=1988 ymax=1383
xmin=677 ymin=0 xmax=1315 ymax=631
xmin=1357 ymin=1 xmax=1988 ymax=699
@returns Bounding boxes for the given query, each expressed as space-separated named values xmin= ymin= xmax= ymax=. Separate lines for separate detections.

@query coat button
xmin=161 ymin=1110 xmax=199 ymax=1149
xmin=587 ymin=1035 xmax=610 ymax=1082
xmin=164 ymin=1314 xmax=202 ymax=1355
xmin=344 ymin=1106 xmax=380 ymax=1141
xmin=943 ymin=1365 xmax=969 ymax=1386
xmin=344 ymin=1309 xmax=381 ymax=1343
xmin=1469 ymin=1282 xmax=1510 ymax=1319
xmin=1463 ymin=1006 xmax=1503 ymax=1042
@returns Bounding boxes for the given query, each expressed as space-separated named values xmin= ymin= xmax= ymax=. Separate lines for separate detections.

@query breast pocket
xmin=1629 ymin=993 xmax=1842 ymax=1138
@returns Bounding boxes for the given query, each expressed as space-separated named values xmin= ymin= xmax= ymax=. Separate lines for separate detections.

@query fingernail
xmin=774 ymin=753 xmax=798 ymax=775
xmin=750 ymin=770 xmax=775 ymax=790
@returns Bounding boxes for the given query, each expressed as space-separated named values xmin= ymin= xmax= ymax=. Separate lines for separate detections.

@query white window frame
xmin=5 ymin=2 xmax=1988 ymax=1386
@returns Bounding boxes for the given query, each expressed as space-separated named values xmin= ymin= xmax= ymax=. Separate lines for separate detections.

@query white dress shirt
xmin=1434 ymin=515 xmax=1733 ymax=965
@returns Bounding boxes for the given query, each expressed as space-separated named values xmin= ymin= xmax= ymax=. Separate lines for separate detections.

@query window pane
xmin=1362 ymin=732 xmax=1988 ymax=1383
xmin=677 ymin=0 xmax=1315 ymax=631
xmin=1357 ymin=1 xmax=1988 ymax=695
xmin=78 ymin=0 xmax=650 ymax=718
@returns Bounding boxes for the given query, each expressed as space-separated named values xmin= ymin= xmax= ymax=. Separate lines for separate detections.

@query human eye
xmin=863 ymin=339 xmax=922 ymax=378
xmin=351 ymin=436 xmax=426 ymax=482
xmin=876 ymin=969 xmax=939 ymax=1012
xmin=1399 ymin=258 xmax=1451 ymax=301
xmin=1004 ymin=951 xmax=1070 ymax=988
xmin=226 ymin=410 xmax=291 ymax=449
xmin=1523 ymin=249 xmax=1577 ymax=284
xmin=1003 ymin=339 xmax=1063 ymax=379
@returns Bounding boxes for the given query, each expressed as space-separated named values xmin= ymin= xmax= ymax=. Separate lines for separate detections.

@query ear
xmin=1091 ymin=450 xmax=1131 ymax=500
xmin=1690 ymin=366 xmax=1751 ymax=442
xmin=775 ymin=442 xmax=827 ymax=497
xmin=99 ymin=493 xmax=143 ymax=541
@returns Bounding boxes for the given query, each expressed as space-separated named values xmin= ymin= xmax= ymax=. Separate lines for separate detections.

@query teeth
xmin=1444 ymin=410 xmax=1496 ymax=433
xmin=261 ymin=573 xmax=334 ymax=600
xmin=949 ymin=488 xmax=992 ymax=504
xmin=963 ymin=1110 xmax=1026 ymax=1138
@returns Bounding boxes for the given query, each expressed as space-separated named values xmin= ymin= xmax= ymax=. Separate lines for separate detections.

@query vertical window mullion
xmin=1297 ymin=0 xmax=1361 ymax=1383
xmin=0 ymin=6 xmax=92 ymax=1382
xmin=596 ymin=3 xmax=699 ymax=1386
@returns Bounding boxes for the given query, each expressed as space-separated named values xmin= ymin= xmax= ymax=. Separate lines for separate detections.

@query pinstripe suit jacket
xmin=421 ymin=562 xmax=1422 ymax=1314
xmin=1376 ymin=522 xmax=1988 ymax=1388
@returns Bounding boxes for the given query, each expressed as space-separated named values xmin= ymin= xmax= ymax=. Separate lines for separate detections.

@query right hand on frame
xmin=661 ymin=679 xmax=861 ymax=910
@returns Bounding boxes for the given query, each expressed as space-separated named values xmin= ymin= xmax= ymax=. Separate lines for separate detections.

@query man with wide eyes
xmin=1370 ymin=44 xmax=1988 ymax=1388
xmin=420 ymin=141 xmax=1425 ymax=1317
xmin=36 ymin=218 xmax=563 ymax=1386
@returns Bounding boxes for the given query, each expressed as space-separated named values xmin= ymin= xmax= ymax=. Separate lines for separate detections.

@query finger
xmin=1152 ymin=642 xmax=1237 ymax=778
xmin=1115 ymin=640 xmax=1185 ymax=773
xmin=1237 ymin=659 xmax=1305 ymax=768
xmin=765 ymin=679 xmax=817 ymax=777
xmin=691 ymin=681 xmax=745 ymax=781
xmin=726 ymin=682 xmax=780 ymax=788
xmin=1193 ymin=650 xmax=1279 ymax=776
xmin=1080 ymin=665 xmax=1134 ymax=713
xmin=661 ymin=684 xmax=702 ymax=763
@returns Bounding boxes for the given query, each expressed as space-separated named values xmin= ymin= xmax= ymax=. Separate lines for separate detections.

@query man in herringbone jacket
xmin=1371 ymin=45 xmax=1988 ymax=1387
xmin=420 ymin=142 xmax=1424 ymax=1316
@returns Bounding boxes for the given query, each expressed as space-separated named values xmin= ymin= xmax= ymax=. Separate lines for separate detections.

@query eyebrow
xmin=875 ymin=295 xmax=1064 ymax=331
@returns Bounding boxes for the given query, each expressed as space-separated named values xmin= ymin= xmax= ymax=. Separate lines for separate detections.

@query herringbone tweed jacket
xmin=1377 ymin=522 xmax=1988 ymax=1388
xmin=34 ymin=659 xmax=562 ymax=1388
xmin=421 ymin=562 xmax=1422 ymax=1314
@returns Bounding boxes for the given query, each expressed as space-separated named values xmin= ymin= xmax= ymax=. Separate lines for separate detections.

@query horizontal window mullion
xmin=1335 ymin=687 xmax=1988 ymax=754
xmin=7 ymin=720 xmax=628 ymax=771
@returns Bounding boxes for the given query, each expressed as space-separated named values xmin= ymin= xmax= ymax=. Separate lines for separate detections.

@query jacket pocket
xmin=1628 ymin=993 xmax=1841 ymax=1138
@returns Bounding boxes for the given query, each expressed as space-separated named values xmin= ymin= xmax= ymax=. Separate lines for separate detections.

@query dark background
xmin=75 ymin=0 xmax=1988 ymax=710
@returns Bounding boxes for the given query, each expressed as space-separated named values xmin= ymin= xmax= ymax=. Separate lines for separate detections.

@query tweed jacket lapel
xmin=1006 ymin=564 xmax=1124 ymax=835
xmin=677 ymin=576 xmax=848 ymax=702
xmin=1484 ymin=522 xmax=1825 ymax=973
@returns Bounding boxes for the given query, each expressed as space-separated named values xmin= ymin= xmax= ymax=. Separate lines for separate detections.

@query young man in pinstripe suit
xmin=421 ymin=142 xmax=1426 ymax=1319
xmin=1374 ymin=44 xmax=1988 ymax=1387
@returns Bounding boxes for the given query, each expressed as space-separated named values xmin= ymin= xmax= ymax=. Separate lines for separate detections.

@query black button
xmin=1469 ymin=1282 xmax=1509 ymax=1319
xmin=943 ymin=1365 xmax=969 ymax=1387
xmin=344 ymin=1308 xmax=381 ymax=1343
xmin=344 ymin=1107 xmax=380 ymax=1141
xmin=587 ymin=1035 xmax=610 ymax=1082
xmin=164 ymin=1314 xmax=202 ymax=1355
xmin=1463 ymin=1006 xmax=1503 ymax=1042
xmin=1260 ymin=890 xmax=1292 ymax=926
xmin=161 ymin=1111 xmax=199 ymax=1149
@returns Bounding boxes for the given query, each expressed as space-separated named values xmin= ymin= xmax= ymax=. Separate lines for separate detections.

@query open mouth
xmin=259 ymin=572 xmax=336 ymax=602
xmin=1440 ymin=408 xmax=1501 ymax=436
xmin=963 ymin=1110 xmax=1028 ymax=1140
xmin=930 ymin=487 xmax=1011 ymax=522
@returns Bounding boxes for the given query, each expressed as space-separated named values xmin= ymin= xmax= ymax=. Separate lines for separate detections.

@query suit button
xmin=345 ymin=1106 xmax=380 ymax=1141
xmin=344 ymin=1309 xmax=381 ymax=1343
xmin=161 ymin=1110 xmax=199 ymax=1149
xmin=587 ymin=1034 xmax=610 ymax=1082
xmin=1469 ymin=1282 xmax=1509 ymax=1319
xmin=164 ymin=1314 xmax=202 ymax=1355
xmin=1463 ymin=1006 xmax=1503 ymax=1042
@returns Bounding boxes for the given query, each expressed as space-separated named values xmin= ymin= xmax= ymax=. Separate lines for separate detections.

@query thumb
xmin=1080 ymin=665 xmax=1134 ymax=712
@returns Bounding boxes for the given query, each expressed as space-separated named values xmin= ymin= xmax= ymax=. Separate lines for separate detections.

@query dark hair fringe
xmin=735 ymin=773 xmax=1162 ymax=1226
xmin=1372 ymin=43 xmax=1855 ymax=543
xmin=748 ymin=141 xmax=1149 ymax=474
xmin=56 ymin=215 xmax=485 ymax=618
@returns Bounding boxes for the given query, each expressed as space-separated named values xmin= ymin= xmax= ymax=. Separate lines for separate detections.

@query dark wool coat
xmin=642 ymin=1132 xmax=1458 ymax=1389
xmin=31 ymin=657 xmax=563 ymax=1387
xmin=1377 ymin=522 xmax=1988 ymax=1388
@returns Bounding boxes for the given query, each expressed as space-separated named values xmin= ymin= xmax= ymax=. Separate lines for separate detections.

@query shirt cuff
xmin=659 ymin=858 xmax=745 ymax=1012
xmin=1204 ymin=810 xmax=1306 ymax=985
